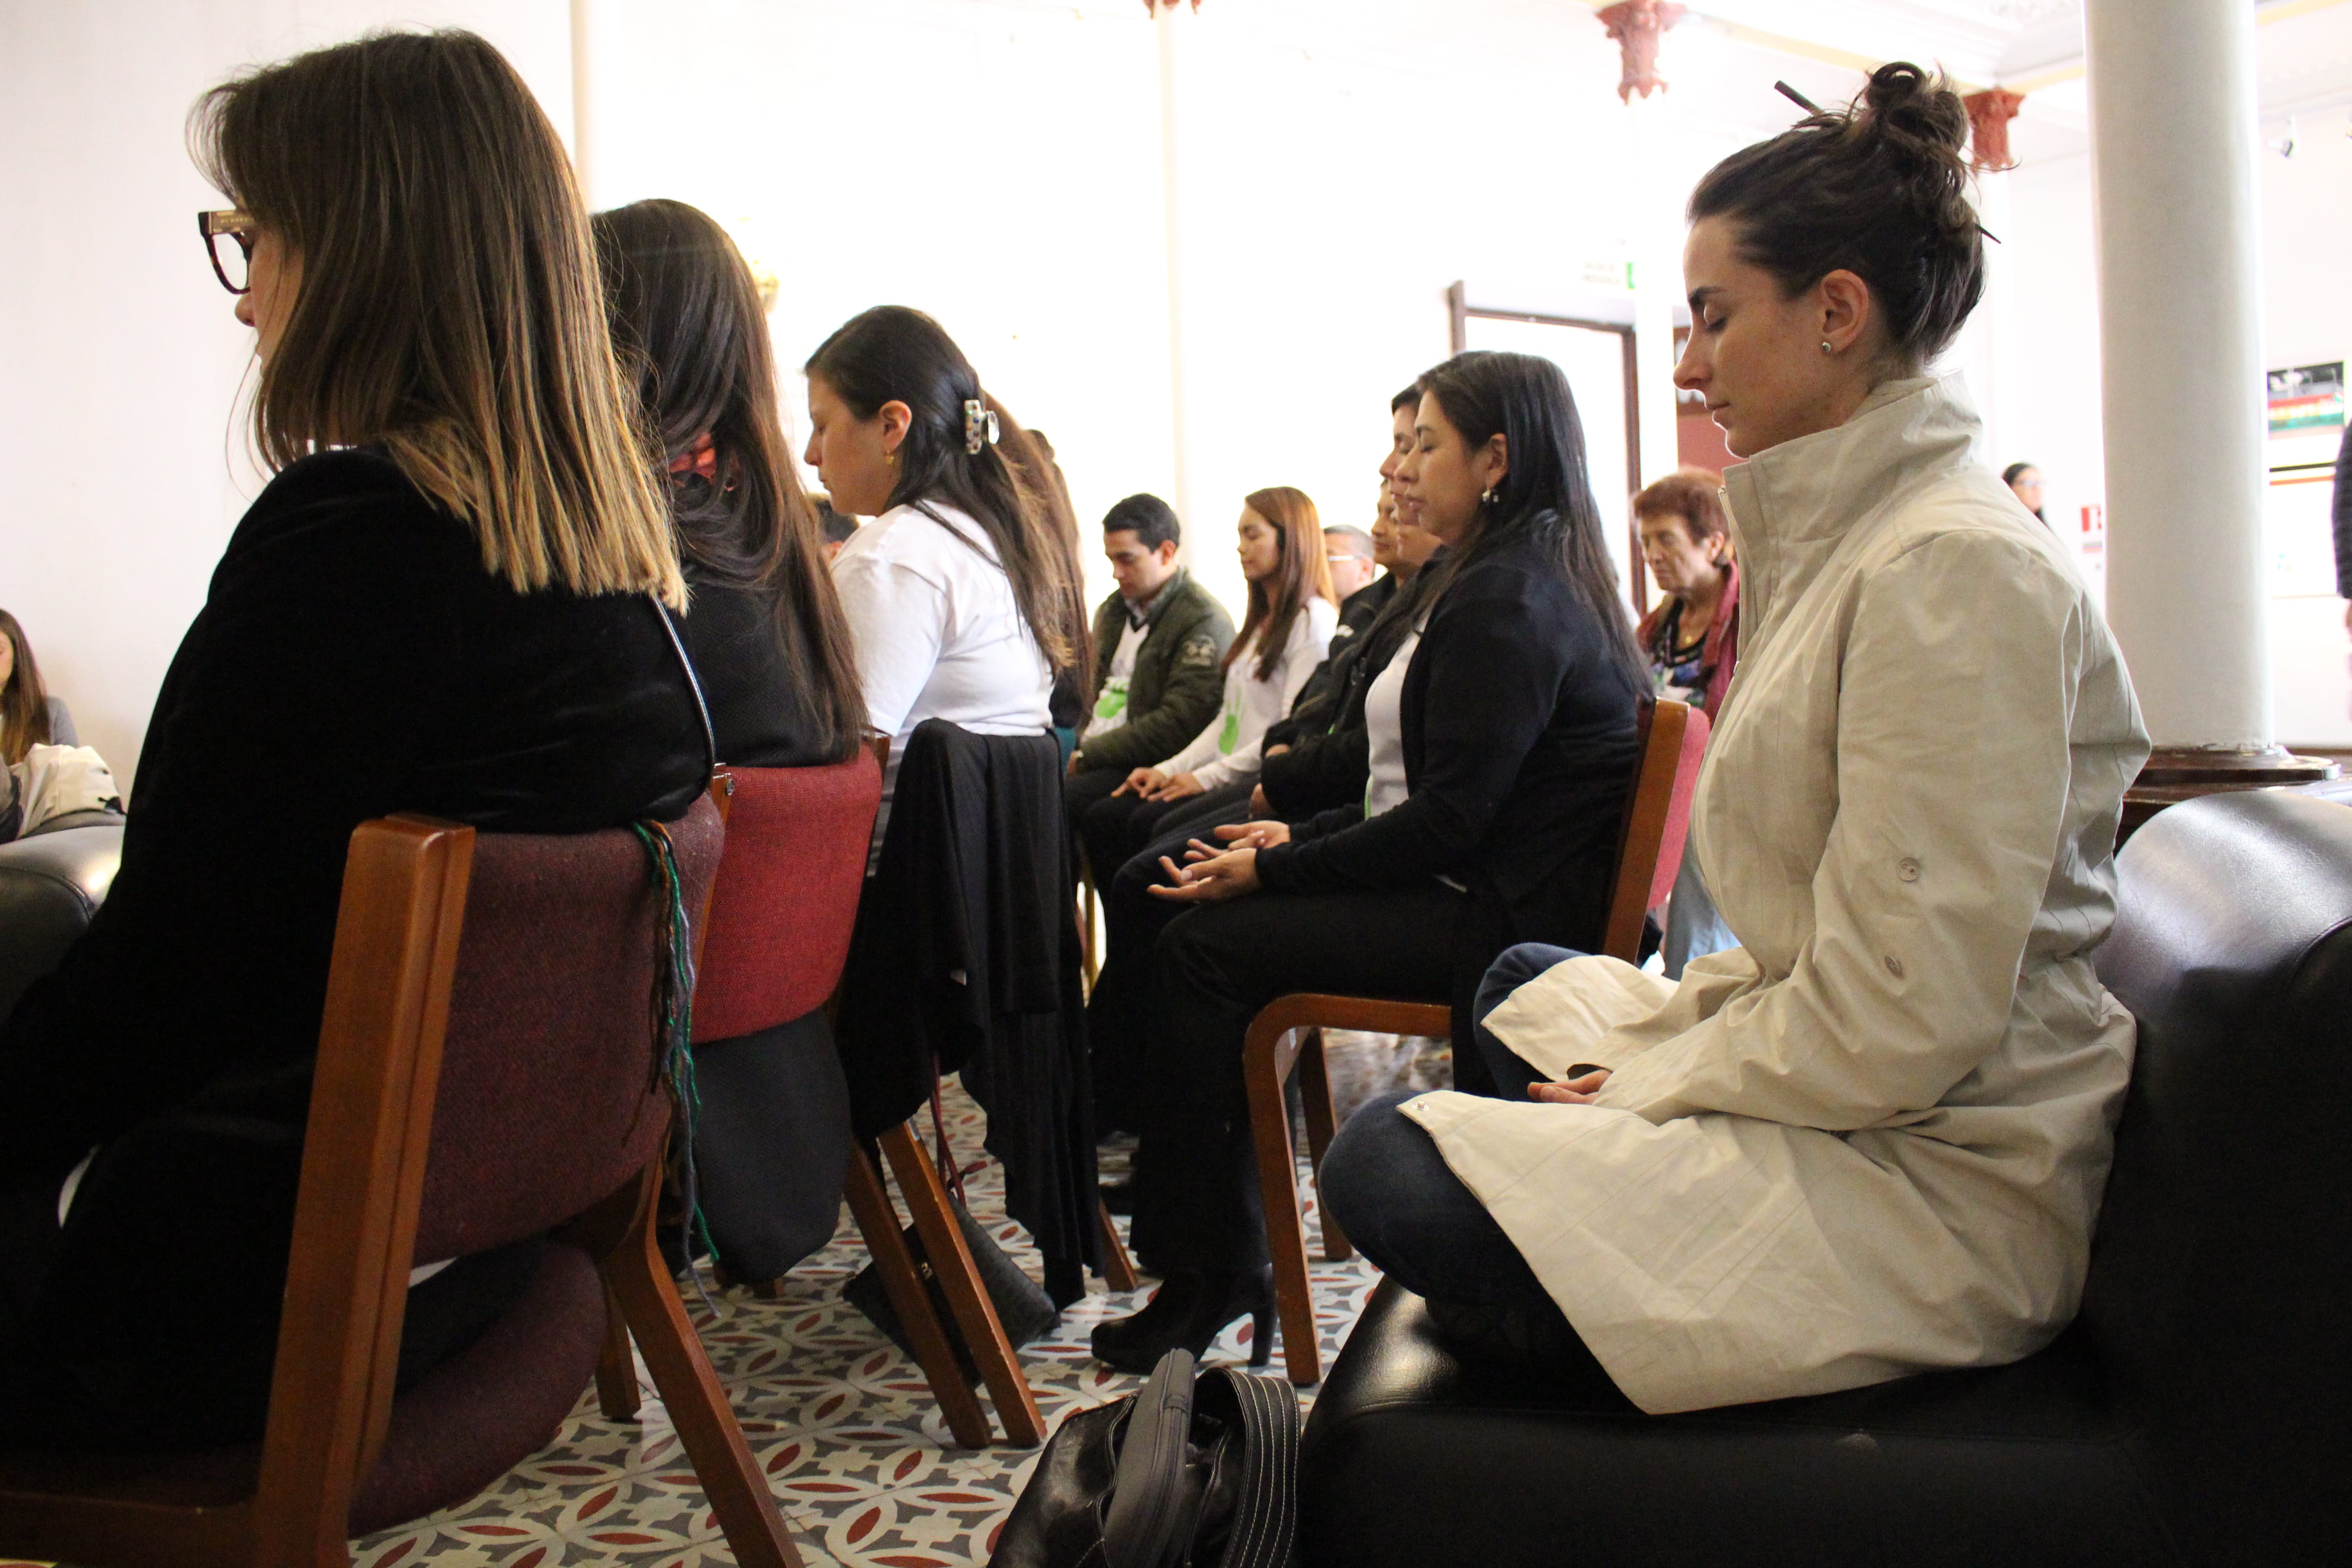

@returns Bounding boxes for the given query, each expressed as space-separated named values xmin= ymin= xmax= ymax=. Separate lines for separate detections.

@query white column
xmin=2086 ymin=0 xmax=2270 ymax=750
xmin=568 ymin=0 xmax=598 ymax=207
xmin=1966 ymin=166 xmax=2016 ymax=472
xmin=1629 ymin=93 xmax=1683 ymax=497
xmin=1155 ymin=0 xmax=1207 ymax=573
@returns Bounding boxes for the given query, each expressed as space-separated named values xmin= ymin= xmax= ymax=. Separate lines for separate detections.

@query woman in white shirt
xmin=1083 ymin=487 xmax=1336 ymax=870
xmin=802 ymin=307 xmax=1092 ymax=856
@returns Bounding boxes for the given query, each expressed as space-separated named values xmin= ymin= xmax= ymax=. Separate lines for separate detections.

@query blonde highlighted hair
xmin=192 ymin=29 xmax=682 ymax=606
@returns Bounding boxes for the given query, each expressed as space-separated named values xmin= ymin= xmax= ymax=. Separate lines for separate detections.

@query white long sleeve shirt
xmin=833 ymin=501 xmax=1054 ymax=858
xmin=1156 ymin=596 xmax=1336 ymax=791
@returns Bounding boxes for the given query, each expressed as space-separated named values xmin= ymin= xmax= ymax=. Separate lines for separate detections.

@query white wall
xmin=0 ymin=0 xmax=574 ymax=793
xmin=19 ymin=0 xmax=2350 ymax=783
xmin=5 ymin=0 xmax=1658 ymax=784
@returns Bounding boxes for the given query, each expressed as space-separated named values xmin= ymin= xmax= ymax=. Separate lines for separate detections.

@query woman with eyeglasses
xmin=0 ymin=30 xmax=708 ymax=1445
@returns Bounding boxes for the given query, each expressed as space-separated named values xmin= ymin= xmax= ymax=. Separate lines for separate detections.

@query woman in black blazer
xmin=1092 ymin=351 xmax=1646 ymax=1371
xmin=0 ymin=32 xmax=707 ymax=1446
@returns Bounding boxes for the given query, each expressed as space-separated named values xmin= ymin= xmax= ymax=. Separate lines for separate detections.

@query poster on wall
xmin=2267 ymin=362 xmax=2344 ymax=436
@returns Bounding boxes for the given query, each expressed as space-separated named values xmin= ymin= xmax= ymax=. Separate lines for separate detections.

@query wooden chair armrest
xmin=1246 ymin=995 xmax=1451 ymax=1066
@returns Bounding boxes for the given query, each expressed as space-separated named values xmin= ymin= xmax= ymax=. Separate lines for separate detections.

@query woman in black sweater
xmin=0 ymin=31 xmax=708 ymax=1446
xmin=1093 ymin=351 xmax=1646 ymax=1371
xmin=594 ymin=199 xmax=865 ymax=769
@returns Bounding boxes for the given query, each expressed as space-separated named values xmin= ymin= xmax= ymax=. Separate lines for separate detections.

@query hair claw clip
xmin=964 ymin=398 xmax=1000 ymax=455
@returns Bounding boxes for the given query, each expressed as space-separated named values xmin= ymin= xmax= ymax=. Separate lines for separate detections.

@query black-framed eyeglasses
xmin=199 ymin=209 xmax=254 ymax=295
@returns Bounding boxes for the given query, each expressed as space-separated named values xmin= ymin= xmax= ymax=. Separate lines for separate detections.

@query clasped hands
xmin=1146 ymin=819 xmax=1292 ymax=904
xmin=1529 ymin=1066 xmax=1613 ymax=1104
xmin=1114 ymin=765 xmax=1207 ymax=802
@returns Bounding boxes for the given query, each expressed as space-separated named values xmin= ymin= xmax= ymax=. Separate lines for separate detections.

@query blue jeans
xmin=1470 ymin=941 xmax=1585 ymax=1099
xmin=1318 ymin=942 xmax=1612 ymax=1379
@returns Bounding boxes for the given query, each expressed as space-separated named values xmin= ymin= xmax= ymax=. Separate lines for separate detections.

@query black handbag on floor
xmin=988 ymin=1348 xmax=1300 ymax=1568
xmin=842 ymin=1194 xmax=1058 ymax=1382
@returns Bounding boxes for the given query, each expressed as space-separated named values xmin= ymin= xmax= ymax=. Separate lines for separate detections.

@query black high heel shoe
xmin=1091 ymin=1266 xmax=1274 ymax=1374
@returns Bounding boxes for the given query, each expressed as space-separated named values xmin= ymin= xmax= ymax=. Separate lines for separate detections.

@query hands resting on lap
xmin=1529 ymin=1067 xmax=1612 ymax=1104
xmin=1145 ymin=820 xmax=1617 ymax=1105
xmin=1146 ymin=820 xmax=1291 ymax=904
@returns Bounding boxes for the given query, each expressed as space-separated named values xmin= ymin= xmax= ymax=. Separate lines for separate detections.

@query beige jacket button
xmin=1884 ymin=953 xmax=1904 ymax=978
xmin=1898 ymin=858 xmax=1921 ymax=882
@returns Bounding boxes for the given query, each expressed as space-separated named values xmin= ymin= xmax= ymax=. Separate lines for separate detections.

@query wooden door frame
xmin=1447 ymin=282 xmax=1649 ymax=607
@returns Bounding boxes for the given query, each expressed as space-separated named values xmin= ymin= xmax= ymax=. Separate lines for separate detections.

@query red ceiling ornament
xmin=1963 ymin=88 xmax=2025 ymax=172
xmin=1597 ymin=0 xmax=1687 ymax=103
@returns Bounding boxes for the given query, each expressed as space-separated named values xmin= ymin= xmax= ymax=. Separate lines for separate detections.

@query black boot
xmin=1091 ymin=1266 xmax=1274 ymax=1373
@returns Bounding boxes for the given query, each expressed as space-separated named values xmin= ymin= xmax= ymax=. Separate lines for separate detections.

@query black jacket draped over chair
xmin=833 ymin=719 xmax=1098 ymax=1304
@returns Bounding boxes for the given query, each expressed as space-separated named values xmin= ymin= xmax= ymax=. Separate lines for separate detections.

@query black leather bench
xmin=0 ymin=809 xmax=123 ymax=1019
xmin=1299 ymin=788 xmax=2352 ymax=1567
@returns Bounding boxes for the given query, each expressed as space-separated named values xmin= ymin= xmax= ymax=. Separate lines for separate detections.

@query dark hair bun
xmin=1859 ymin=60 xmax=1970 ymax=161
xmin=1689 ymin=60 xmax=1985 ymax=368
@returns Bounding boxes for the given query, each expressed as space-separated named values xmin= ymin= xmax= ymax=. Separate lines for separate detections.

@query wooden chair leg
xmin=595 ymin=1281 xmax=642 ymax=1421
xmin=879 ymin=1123 xmax=1046 ymax=1446
xmin=1296 ymin=1030 xmax=1353 ymax=1264
xmin=1097 ymin=1199 xmax=1140 ymax=1291
xmin=1079 ymin=855 xmax=1100 ymax=990
xmin=599 ymin=1170 xmax=804 ymax=1568
xmin=1244 ymin=1019 xmax=1323 ymax=1387
xmin=843 ymin=1146 xmax=994 ymax=1449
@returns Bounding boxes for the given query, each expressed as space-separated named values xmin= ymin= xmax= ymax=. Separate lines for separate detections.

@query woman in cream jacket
xmin=1320 ymin=64 xmax=2150 ymax=1415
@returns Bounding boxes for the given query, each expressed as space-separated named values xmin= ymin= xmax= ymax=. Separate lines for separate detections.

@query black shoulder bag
xmin=988 ymin=1348 xmax=1299 ymax=1568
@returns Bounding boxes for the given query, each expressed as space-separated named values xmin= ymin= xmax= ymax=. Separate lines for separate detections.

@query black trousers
xmin=1128 ymin=881 xmax=1466 ymax=1274
xmin=1083 ymin=784 xmax=1256 ymax=1134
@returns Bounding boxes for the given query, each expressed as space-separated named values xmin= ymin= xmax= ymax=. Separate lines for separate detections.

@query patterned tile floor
xmin=2 ymin=1038 xmax=1445 ymax=1568
xmin=347 ymin=1089 xmax=1380 ymax=1568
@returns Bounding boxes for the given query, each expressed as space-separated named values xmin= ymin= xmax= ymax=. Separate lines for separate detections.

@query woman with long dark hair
xmin=1322 ymin=65 xmax=2147 ymax=1416
xmin=1090 ymin=349 xmax=1646 ymax=1371
xmin=0 ymin=29 xmax=708 ymax=1445
xmin=0 ymin=610 xmax=74 ymax=764
xmin=594 ymin=199 xmax=863 ymax=766
xmin=804 ymin=306 xmax=1090 ymax=854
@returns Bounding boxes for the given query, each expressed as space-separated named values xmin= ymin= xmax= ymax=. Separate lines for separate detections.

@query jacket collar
xmin=1720 ymin=373 xmax=1980 ymax=648
xmin=1126 ymin=567 xmax=1191 ymax=630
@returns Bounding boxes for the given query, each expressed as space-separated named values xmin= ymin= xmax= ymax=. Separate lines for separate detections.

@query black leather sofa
xmin=0 ymin=809 xmax=123 ymax=1019
xmin=1299 ymin=787 xmax=2351 ymax=1566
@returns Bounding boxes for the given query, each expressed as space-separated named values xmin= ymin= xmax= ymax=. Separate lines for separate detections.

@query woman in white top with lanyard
xmin=1081 ymin=486 xmax=1336 ymax=871
xmin=803 ymin=306 xmax=1092 ymax=859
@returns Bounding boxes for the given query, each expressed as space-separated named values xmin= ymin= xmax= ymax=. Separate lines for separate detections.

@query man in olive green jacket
xmin=1066 ymin=494 xmax=1235 ymax=827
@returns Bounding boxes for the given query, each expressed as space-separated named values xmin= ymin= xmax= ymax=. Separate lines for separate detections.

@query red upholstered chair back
xmin=1597 ymin=697 xmax=1711 ymax=962
xmin=692 ymin=751 xmax=882 ymax=1042
xmin=412 ymin=794 xmax=725 ymax=1264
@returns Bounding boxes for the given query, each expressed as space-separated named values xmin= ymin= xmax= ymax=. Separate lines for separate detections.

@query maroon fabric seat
xmin=693 ymin=755 xmax=881 ymax=1041
xmin=682 ymin=755 xmax=882 ymax=1282
xmin=365 ymin=797 xmax=723 ymax=1520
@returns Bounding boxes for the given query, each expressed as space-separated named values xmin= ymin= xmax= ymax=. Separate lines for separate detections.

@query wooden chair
xmin=0 ymin=788 xmax=805 ymax=1568
xmin=1244 ymin=696 xmax=1712 ymax=1386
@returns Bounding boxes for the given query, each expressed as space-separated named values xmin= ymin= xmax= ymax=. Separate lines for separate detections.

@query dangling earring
xmin=1480 ymin=486 xmax=1497 ymax=505
xmin=885 ymin=449 xmax=898 ymax=466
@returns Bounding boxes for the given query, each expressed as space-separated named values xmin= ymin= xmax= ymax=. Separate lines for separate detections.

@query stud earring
xmin=1820 ymin=340 xmax=1833 ymax=354
xmin=1480 ymin=486 xmax=1497 ymax=505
